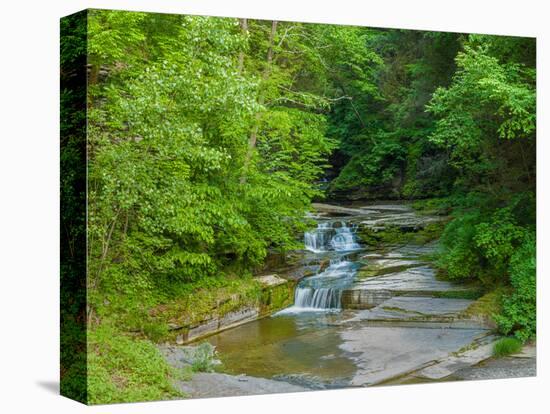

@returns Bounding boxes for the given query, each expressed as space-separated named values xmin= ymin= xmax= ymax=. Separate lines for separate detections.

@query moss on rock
xmin=459 ymin=288 xmax=506 ymax=325
xmin=357 ymin=221 xmax=446 ymax=247
xmin=143 ymin=276 xmax=296 ymax=344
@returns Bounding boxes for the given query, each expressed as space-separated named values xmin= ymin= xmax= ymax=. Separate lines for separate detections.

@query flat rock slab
xmin=452 ymin=355 xmax=536 ymax=381
xmin=311 ymin=203 xmax=444 ymax=234
xmin=357 ymin=204 xmax=414 ymax=212
xmin=311 ymin=203 xmax=434 ymax=226
xmin=360 ymin=243 xmax=438 ymax=261
xmin=339 ymin=326 xmax=487 ymax=386
xmin=339 ymin=318 xmax=488 ymax=330
xmin=415 ymin=336 xmax=498 ymax=380
xmin=513 ymin=343 xmax=537 ymax=358
xmin=351 ymin=307 xmax=432 ymax=321
xmin=349 ymin=266 xmax=467 ymax=294
xmin=341 ymin=289 xmax=393 ymax=309
xmin=365 ymin=258 xmax=422 ymax=268
xmin=378 ymin=297 xmax=474 ymax=316
xmin=360 ymin=213 xmax=442 ymax=230
xmin=356 ymin=259 xmax=424 ymax=280
xmin=176 ymin=372 xmax=308 ymax=398
xmin=383 ymin=243 xmax=438 ymax=258
xmin=311 ymin=203 xmax=378 ymax=216
xmin=160 ymin=345 xmax=308 ymax=398
xmin=339 ymin=302 xmax=488 ymax=328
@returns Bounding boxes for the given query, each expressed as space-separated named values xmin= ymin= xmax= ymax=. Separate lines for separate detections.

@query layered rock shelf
xmin=161 ymin=202 xmax=535 ymax=396
xmin=167 ymin=274 xmax=296 ymax=345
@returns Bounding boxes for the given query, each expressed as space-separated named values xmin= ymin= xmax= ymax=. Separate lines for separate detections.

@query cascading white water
xmin=304 ymin=221 xmax=360 ymax=253
xmin=294 ymin=287 xmax=342 ymax=309
xmin=304 ymin=222 xmax=332 ymax=253
xmin=279 ymin=256 xmax=358 ymax=313
xmin=331 ymin=223 xmax=361 ymax=251
xmin=276 ymin=219 xmax=361 ymax=313
xmin=328 ymin=257 xmax=346 ymax=268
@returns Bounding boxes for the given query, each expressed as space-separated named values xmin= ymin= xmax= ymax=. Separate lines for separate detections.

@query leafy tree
xmin=86 ymin=12 xmax=337 ymax=317
xmin=328 ymin=30 xmax=462 ymax=198
xmin=427 ymin=39 xmax=535 ymax=192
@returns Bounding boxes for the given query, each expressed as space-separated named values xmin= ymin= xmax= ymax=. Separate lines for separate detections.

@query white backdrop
xmin=0 ymin=1 xmax=547 ymax=413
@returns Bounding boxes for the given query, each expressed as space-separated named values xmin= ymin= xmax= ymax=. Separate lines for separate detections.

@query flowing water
xmin=304 ymin=221 xmax=361 ymax=253
xmin=207 ymin=217 xmax=364 ymax=387
xmin=204 ymin=204 xmax=486 ymax=390
xmin=281 ymin=257 xmax=358 ymax=312
xmin=287 ymin=221 xmax=361 ymax=311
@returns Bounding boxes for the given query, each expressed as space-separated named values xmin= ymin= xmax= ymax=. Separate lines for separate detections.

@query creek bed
xmin=192 ymin=203 xmax=499 ymax=390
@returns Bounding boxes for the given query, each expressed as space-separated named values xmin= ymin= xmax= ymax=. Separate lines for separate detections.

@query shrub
xmin=190 ymin=342 xmax=219 ymax=373
xmin=329 ymin=138 xmax=405 ymax=194
xmin=474 ymin=208 xmax=527 ymax=279
xmin=437 ymin=212 xmax=482 ymax=281
xmin=493 ymin=337 xmax=523 ymax=358
xmin=87 ymin=324 xmax=181 ymax=404
xmin=142 ymin=322 xmax=169 ymax=343
xmin=495 ymin=234 xmax=536 ymax=341
xmin=411 ymin=197 xmax=452 ymax=216
xmin=438 ymin=203 xmax=535 ymax=342
xmin=437 ymin=206 xmax=529 ymax=285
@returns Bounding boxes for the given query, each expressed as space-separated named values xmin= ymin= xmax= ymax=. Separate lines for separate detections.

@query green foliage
xmin=493 ymin=337 xmax=523 ymax=358
xmin=429 ymin=42 xmax=536 ymax=141
xmin=88 ymin=10 xmax=147 ymax=68
xmin=327 ymin=30 xmax=461 ymax=198
xmin=87 ymin=325 xmax=182 ymax=404
xmin=60 ymin=317 xmax=87 ymax=402
xmin=65 ymin=9 xmax=537 ymax=401
xmin=438 ymin=201 xmax=532 ymax=285
xmin=357 ymin=220 xmax=446 ymax=248
xmin=330 ymin=137 xmax=405 ymax=195
xmin=436 ymin=194 xmax=535 ymax=341
xmin=189 ymin=343 xmax=219 ymax=373
xmin=60 ymin=11 xmax=88 ymax=403
xmin=437 ymin=212 xmax=483 ymax=281
xmin=411 ymin=197 xmax=452 ymax=216
xmin=87 ymin=11 xmax=337 ymax=319
xmin=83 ymin=12 xmax=345 ymax=402
xmin=142 ymin=322 xmax=170 ymax=343
xmin=474 ymin=209 xmax=528 ymax=275
xmin=495 ymin=234 xmax=536 ymax=341
xmin=427 ymin=36 xmax=535 ymax=190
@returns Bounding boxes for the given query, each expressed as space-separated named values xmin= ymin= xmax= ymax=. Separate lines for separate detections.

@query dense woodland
xmin=61 ymin=10 xmax=536 ymax=403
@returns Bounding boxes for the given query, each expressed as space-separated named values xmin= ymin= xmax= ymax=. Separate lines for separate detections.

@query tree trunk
xmin=237 ymin=18 xmax=248 ymax=73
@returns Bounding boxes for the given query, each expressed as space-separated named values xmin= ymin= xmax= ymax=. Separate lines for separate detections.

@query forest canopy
xmin=82 ymin=8 xmax=536 ymax=342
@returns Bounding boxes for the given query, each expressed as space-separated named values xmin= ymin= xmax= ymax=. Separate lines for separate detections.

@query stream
xmin=282 ymin=220 xmax=361 ymax=312
xmin=208 ymin=217 xmax=365 ymax=388
xmin=203 ymin=203 xmax=494 ymax=390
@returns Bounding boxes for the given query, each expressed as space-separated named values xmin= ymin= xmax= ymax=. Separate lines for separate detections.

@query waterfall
xmin=276 ymin=219 xmax=361 ymax=314
xmin=329 ymin=257 xmax=346 ymax=268
xmin=304 ymin=221 xmax=360 ymax=253
xmin=294 ymin=287 xmax=342 ymax=309
xmin=304 ymin=222 xmax=332 ymax=253
xmin=278 ymin=255 xmax=357 ymax=313
xmin=331 ymin=222 xmax=361 ymax=251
